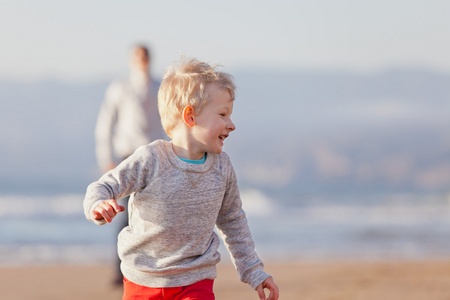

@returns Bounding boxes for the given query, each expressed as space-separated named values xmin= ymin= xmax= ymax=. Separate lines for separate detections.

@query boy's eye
xmin=220 ymin=113 xmax=226 ymax=117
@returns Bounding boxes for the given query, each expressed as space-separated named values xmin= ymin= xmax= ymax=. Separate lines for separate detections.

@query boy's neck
xmin=171 ymin=139 xmax=206 ymax=161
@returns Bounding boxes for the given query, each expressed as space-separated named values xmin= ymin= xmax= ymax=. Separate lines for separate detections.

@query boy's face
xmin=192 ymin=83 xmax=235 ymax=155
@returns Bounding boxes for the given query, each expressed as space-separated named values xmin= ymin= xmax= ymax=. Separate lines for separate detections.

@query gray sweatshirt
xmin=84 ymin=140 xmax=270 ymax=289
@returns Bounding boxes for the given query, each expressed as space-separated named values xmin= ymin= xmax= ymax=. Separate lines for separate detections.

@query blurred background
xmin=2 ymin=0 xmax=450 ymax=284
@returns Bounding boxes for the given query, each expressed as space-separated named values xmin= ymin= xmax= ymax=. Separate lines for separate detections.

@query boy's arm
xmin=84 ymin=145 xmax=151 ymax=225
xmin=216 ymin=162 xmax=276 ymax=294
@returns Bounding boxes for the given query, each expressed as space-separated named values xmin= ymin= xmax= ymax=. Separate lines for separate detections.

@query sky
xmin=1 ymin=0 xmax=450 ymax=82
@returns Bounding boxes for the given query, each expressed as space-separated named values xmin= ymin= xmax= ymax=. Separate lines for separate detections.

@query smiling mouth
xmin=219 ymin=135 xmax=227 ymax=142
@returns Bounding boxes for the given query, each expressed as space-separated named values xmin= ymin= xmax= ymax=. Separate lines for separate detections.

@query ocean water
xmin=2 ymin=190 xmax=450 ymax=266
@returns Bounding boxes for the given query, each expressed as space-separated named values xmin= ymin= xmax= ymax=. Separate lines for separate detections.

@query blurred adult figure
xmin=96 ymin=45 xmax=162 ymax=172
xmin=95 ymin=44 xmax=163 ymax=285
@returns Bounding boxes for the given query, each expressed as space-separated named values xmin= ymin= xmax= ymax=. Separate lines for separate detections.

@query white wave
xmin=0 ymin=194 xmax=84 ymax=217
xmin=240 ymin=189 xmax=276 ymax=216
xmin=0 ymin=244 xmax=115 ymax=266
xmin=293 ymin=197 xmax=450 ymax=225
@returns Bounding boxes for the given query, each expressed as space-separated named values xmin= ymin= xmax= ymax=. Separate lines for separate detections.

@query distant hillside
xmin=230 ymin=69 xmax=450 ymax=194
xmin=1 ymin=68 xmax=450 ymax=195
xmin=0 ymin=80 xmax=106 ymax=193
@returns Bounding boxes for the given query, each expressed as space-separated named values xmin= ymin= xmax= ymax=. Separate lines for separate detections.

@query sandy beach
xmin=2 ymin=261 xmax=450 ymax=299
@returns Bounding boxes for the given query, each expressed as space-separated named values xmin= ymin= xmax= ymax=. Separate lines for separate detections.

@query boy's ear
xmin=182 ymin=105 xmax=196 ymax=127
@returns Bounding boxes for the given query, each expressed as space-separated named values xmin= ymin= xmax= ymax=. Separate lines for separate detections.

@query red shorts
xmin=122 ymin=277 xmax=215 ymax=300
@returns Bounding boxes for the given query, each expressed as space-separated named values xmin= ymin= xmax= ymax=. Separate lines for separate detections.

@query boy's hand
xmin=92 ymin=199 xmax=125 ymax=223
xmin=256 ymin=277 xmax=279 ymax=300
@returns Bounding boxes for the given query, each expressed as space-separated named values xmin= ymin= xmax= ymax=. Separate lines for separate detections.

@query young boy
xmin=83 ymin=57 xmax=279 ymax=300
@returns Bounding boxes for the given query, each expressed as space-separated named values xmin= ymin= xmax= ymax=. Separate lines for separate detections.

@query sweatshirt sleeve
xmin=84 ymin=145 xmax=152 ymax=225
xmin=215 ymin=159 xmax=271 ymax=290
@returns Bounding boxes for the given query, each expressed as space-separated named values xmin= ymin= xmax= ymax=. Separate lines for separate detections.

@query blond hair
xmin=158 ymin=57 xmax=236 ymax=137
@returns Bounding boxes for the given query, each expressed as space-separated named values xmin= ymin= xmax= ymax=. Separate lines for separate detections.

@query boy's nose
xmin=228 ymin=120 xmax=236 ymax=132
